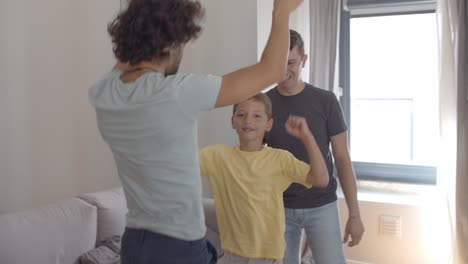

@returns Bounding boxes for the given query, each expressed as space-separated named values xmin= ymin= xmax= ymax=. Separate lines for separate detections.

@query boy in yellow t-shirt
xmin=199 ymin=93 xmax=329 ymax=264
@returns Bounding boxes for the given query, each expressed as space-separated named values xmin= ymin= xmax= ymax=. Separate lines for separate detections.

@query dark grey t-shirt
xmin=265 ymin=84 xmax=348 ymax=208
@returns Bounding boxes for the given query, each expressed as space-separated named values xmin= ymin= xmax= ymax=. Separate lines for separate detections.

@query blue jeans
xmin=121 ymin=227 xmax=217 ymax=264
xmin=284 ymin=201 xmax=346 ymax=264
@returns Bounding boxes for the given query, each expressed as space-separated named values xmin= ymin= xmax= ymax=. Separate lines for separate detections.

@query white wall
xmin=0 ymin=0 xmax=121 ymax=214
xmin=338 ymin=192 xmax=451 ymax=264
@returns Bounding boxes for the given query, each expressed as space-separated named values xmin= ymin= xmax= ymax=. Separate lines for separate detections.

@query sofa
xmin=0 ymin=188 xmax=223 ymax=264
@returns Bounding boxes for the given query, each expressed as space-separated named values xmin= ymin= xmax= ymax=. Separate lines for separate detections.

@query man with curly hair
xmin=89 ymin=0 xmax=304 ymax=263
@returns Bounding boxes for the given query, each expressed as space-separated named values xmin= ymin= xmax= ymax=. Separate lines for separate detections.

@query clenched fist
xmin=285 ymin=115 xmax=311 ymax=141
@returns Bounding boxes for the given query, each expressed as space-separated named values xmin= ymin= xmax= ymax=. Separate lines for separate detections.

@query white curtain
xmin=309 ymin=0 xmax=342 ymax=93
xmin=436 ymin=0 xmax=467 ymax=263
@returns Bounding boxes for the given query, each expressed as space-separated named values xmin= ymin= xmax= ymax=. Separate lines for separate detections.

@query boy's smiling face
xmin=232 ymin=99 xmax=273 ymax=147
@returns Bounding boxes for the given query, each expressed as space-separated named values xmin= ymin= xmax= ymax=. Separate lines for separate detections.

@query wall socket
xmin=379 ymin=215 xmax=402 ymax=237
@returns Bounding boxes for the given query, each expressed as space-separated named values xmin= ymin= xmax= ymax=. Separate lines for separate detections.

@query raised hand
xmin=274 ymin=0 xmax=304 ymax=14
xmin=285 ymin=115 xmax=311 ymax=140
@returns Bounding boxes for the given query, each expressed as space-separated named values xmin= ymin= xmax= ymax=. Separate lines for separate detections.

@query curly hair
xmin=108 ymin=0 xmax=205 ymax=65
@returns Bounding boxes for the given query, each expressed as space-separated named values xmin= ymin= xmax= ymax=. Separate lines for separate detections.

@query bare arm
xmin=285 ymin=116 xmax=329 ymax=187
xmin=215 ymin=0 xmax=304 ymax=108
xmin=331 ymin=132 xmax=364 ymax=246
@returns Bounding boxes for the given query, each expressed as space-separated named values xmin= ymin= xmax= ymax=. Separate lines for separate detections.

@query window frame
xmin=339 ymin=2 xmax=438 ymax=185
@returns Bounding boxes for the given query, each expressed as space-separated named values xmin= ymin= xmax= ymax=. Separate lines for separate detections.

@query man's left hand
xmin=343 ymin=216 xmax=364 ymax=247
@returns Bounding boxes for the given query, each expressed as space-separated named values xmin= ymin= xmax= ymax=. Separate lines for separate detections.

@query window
xmin=340 ymin=2 xmax=439 ymax=184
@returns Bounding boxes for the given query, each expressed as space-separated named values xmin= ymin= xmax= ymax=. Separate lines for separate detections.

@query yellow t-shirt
xmin=199 ymin=145 xmax=312 ymax=259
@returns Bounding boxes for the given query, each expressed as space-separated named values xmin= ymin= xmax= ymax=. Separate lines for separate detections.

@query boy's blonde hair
xmin=232 ymin=93 xmax=272 ymax=119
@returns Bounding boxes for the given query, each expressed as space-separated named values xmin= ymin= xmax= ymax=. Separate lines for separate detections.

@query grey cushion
xmin=203 ymin=198 xmax=218 ymax=233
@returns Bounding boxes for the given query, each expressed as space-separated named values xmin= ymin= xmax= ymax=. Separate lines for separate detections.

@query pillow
xmin=77 ymin=188 xmax=127 ymax=243
xmin=203 ymin=198 xmax=218 ymax=233
xmin=0 ymin=198 xmax=97 ymax=264
xmin=203 ymin=198 xmax=223 ymax=258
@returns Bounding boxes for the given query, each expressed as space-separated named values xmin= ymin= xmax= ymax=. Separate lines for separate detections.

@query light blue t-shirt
xmin=89 ymin=70 xmax=222 ymax=240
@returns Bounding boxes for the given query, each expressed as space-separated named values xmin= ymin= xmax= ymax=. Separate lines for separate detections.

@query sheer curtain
xmin=437 ymin=0 xmax=467 ymax=263
xmin=310 ymin=0 xmax=342 ymax=93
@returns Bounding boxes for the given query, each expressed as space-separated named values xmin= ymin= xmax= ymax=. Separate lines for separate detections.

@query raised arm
xmin=214 ymin=0 xmax=304 ymax=108
xmin=285 ymin=115 xmax=329 ymax=187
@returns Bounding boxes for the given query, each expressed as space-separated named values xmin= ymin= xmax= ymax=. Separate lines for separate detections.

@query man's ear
xmin=266 ymin=118 xmax=274 ymax=132
xmin=301 ymin=54 xmax=308 ymax=68
xmin=162 ymin=46 xmax=172 ymax=56
xmin=162 ymin=43 xmax=182 ymax=54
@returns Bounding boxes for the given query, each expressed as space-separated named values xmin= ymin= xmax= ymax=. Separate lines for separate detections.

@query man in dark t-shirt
xmin=265 ymin=30 xmax=365 ymax=264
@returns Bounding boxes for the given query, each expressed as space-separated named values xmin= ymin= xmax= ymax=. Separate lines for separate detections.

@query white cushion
xmin=77 ymin=188 xmax=127 ymax=243
xmin=203 ymin=198 xmax=218 ymax=232
xmin=0 ymin=198 xmax=97 ymax=264
xmin=202 ymin=198 xmax=223 ymax=257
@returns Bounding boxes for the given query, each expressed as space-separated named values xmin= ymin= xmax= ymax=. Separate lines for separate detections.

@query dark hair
xmin=233 ymin=93 xmax=273 ymax=119
xmin=108 ymin=0 xmax=205 ymax=65
xmin=290 ymin=29 xmax=305 ymax=55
